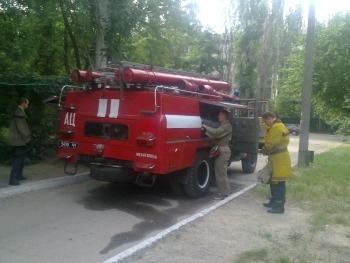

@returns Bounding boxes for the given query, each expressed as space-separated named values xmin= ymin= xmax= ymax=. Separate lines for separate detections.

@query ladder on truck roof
xmin=107 ymin=60 xmax=224 ymax=82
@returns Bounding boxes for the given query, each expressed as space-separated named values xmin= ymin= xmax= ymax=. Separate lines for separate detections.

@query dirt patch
xmin=121 ymin=192 xmax=350 ymax=263
xmin=0 ymin=153 xmax=89 ymax=188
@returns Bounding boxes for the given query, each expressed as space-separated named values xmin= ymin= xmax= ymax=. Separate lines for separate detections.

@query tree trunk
xmin=59 ymin=0 xmax=82 ymax=71
xmin=94 ymin=0 xmax=110 ymax=69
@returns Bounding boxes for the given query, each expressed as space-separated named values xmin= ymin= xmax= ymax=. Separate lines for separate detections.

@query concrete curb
xmin=0 ymin=172 xmax=90 ymax=199
xmin=102 ymin=182 xmax=258 ymax=263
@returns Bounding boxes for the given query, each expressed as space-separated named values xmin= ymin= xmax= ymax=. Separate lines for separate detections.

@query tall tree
xmin=276 ymin=13 xmax=350 ymax=134
xmin=0 ymin=0 xmax=225 ymax=74
xmin=312 ymin=13 xmax=350 ymax=134
xmin=257 ymin=0 xmax=285 ymax=106
xmin=232 ymin=0 xmax=269 ymax=98
xmin=224 ymin=0 xmax=303 ymax=106
xmin=274 ymin=35 xmax=305 ymax=117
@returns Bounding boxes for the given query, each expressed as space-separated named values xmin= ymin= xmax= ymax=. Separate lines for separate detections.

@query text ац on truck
xmin=53 ymin=61 xmax=260 ymax=198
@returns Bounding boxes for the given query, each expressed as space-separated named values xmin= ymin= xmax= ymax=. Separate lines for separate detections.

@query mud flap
xmin=64 ymin=159 xmax=78 ymax=175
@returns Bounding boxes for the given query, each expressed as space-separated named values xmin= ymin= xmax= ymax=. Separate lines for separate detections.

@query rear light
xmin=93 ymin=144 xmax=105 ymax=155
xmin=136 ymin=132 xmax=156 ymax=147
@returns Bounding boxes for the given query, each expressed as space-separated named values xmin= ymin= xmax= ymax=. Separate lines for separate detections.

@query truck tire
xmin=184 ymin=150 xmax=212 ymax=198
xmin=241 ymin=153 xmax=258 ymax=174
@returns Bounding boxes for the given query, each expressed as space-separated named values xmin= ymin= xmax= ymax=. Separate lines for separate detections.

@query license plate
xmin=58 ymin=140 xmax=78 ymax=149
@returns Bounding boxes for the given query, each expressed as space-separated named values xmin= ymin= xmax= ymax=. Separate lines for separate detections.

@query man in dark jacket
xmin=7 ymin=97 xmax=31 ymax=186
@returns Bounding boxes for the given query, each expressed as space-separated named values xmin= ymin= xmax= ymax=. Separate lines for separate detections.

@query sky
xmin=195 ymin=0 xmax=350 ymax=33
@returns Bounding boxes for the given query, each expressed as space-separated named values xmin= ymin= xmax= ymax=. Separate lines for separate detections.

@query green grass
xmin=288 ymin=146 xmax=350 ymax=230
xmin=246 ymin=145 xmax=350 ymax=262
xmin=233 ymin=248 xmax=268 ymax=263
xmin=257 ymin=227 xmax=275 ymax=242
xmin=233 ymin=249 xmax=309 ymax=263
xmin=287 ymin=227 xmax=303 ymax=242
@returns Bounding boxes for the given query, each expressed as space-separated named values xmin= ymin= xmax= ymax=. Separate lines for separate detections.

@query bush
xmin=0 ymin=130 xmax=13 ymax=165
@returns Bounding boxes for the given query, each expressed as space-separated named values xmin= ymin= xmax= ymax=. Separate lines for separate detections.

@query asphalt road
xmin=0 ymin=133 xmax=344 ymax=263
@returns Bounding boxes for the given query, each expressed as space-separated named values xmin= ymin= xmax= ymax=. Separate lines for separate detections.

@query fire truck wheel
xmin=241 ymin=153 xmax=258 ymax=174
xmin=183 ymin=150 xmax=212 ymax=198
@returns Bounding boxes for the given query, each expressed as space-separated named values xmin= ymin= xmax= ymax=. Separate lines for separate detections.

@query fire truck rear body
xmin=57 ymin=61 xmax=259 ymax=197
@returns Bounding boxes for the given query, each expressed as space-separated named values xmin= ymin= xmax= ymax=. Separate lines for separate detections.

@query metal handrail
xmin=140 ymin=85 xmax=223 ymax=114
xmin=59 ymin=85 xmax=86 ymax=108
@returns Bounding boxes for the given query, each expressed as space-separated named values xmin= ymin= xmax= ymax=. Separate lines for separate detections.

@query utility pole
xmin=298 ymin=0 xmax=315 ymax=167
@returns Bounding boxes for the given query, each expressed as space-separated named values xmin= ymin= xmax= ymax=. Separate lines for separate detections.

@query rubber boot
xmin=267 ymin=201 xmax=284 ymax=214
xmin=263 ymin=196 xmax=275 ymax=207
xmin=263 ymin=200 xmax=274 ymax=208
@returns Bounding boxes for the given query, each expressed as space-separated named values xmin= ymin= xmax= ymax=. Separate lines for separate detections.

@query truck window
xmin=84 ymin=122 xmax=128 ymax=140
xmin=199 ymin=103 xmax=221 ymax=128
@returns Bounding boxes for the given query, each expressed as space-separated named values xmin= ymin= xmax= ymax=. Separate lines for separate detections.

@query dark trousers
xmin=10 ymin=146 xmax=27 ymax=181
xmin=270 ymin=181 xmax=286 ymax=203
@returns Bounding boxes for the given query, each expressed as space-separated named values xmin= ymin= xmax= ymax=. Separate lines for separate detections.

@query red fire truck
xmin=57 ymin=61 xmax=259 ymax=198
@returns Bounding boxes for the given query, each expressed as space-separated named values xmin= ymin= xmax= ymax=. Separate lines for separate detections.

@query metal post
xmin=298 ymin=0 xmax=315 ymax=167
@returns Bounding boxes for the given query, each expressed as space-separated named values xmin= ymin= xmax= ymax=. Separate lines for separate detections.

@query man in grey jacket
xmin=7 ymin=97 xmax=31 ymax=186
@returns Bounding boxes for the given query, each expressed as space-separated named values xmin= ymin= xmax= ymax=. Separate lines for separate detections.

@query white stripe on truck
xmin=165 ymin=115 xmax=202 ymax=129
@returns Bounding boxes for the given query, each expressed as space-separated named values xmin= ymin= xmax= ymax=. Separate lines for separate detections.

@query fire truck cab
xmin=57 ymin=61 xmax=259 ymax=198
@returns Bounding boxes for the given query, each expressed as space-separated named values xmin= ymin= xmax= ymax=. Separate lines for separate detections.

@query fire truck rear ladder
xmin=63 ymin=158 xmax=78 ymax=175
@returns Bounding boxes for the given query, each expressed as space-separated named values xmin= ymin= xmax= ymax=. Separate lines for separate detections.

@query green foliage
xmin=0 ymin=3 xmax=26 ymax=73
xmin=312 ymin=13 xmax=350 ymax=134
xmin=276 ymin=13 xmax=350 ymax=134
xmin=231 ymin=0 xmax=303 ymax=101
xmin=233 ymin=0 xmax=269 ymax=98
xmin=124 ymin=0 xmax=226 ymax=74
xmin=0 ymin=0 xmax=225 ymax=75
xmin=274 ymin=36 xmax=305 ymax=118
xmin=0 ymin=1 xmax=68 ymax=74
xmin=0 ymin=127 xmax=13 ymax=164
xmin=263 ymin=6 xmax=304 ymax=117
xmin=0 ymin=74 xmax=67 ymax=164
xmin=182 ymin=31 xmax=227 ymax=75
